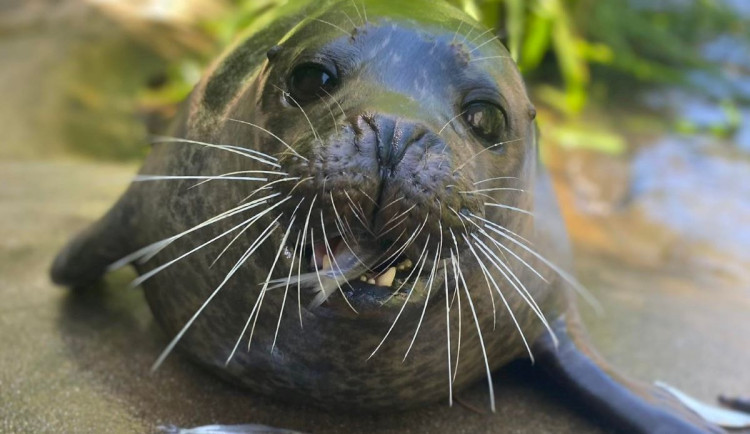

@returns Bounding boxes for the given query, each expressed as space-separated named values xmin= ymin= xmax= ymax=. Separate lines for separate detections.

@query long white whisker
xmin=111 ymin=193 xmax=280 ymax=271
xmin=473 ymin=176 xmax=520 ymax=186
xmin=469 ymin=55 xmax=512 ymax=63
xmin=271 ymin=231 xmax=302 ymax=351
xmin=272 ymin=85 xmax=319 ymax=141
xmin=150 ymin=136 xmax=279 ymax=167
xmin=453 ymin=248 xmax=496 ymax=412
xmin=443 ymin=260 xmax=453 ymax=407
xmin=313 ymin=18 xmax=353 ymax=37
xmin=368 ymin=235 xmax=431 ymax=360
xmin=403 ymin=240 xmax=441 ymax=361
xmin=469 ymin=35 xmax=500 ymax=53
xmin=209 ymin=196 xmax=294 ymax=268
xmin=239 ymin=177 xmax=299 ymax=203
xmin=319 ymin=212 xmax=359 ymax=313
xmin=247 ymin=214 xmax=297 ymax=351
xmin=464 ymin=234 xmax=534 ymax=362
xmin=450 ymin=227 xmax=495 ymax=329
xmin=461 ymin=187 xmax=527 ymax=194
xmin=223 ymin=217 xmax=285 ymax=365
xmin=152 ymin=214 xmax=282 ymax=371
xmin=471 ymin=235 xmax=558 ymax=347
xmin=450 ymin=251 xmax=462 ymax=382
xmin=454 ymin=138 xmax=523 ymax=172
xmin=297 ymin=195 xmax=317 ymax=328
xmin=133 ymin=175 xmax=267 ymax=182
xmin=228 ymin=118 xmax=308 ymax=162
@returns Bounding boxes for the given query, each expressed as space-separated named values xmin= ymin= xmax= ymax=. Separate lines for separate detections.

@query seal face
xmin=52 ymin=0 xmax=560 ymax=409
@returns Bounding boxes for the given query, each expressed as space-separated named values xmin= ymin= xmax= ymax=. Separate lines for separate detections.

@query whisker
xmin=469 ymin=55 xmax=512 ymax=63
xmin=150 ymin=136 xmax=279 ymax=167
xmin=368 ymin=236 xmax=431 ymax=360
xmin=313 ymin=18 xmax=353 ymax=37
xmin=246 ymin=214 xmax=298 ymax=351
xmin=469 ymin=35 xmax=500 ymax=53
xmin=378 ymin=204 xmax=416 ymax=235
xmin=271 ymin=231 xmax=302 ymax=351
xmin=340 ymin=10 xmax=357 ymax=29
xmin=467 ymin=27 xmax=493 ymax=44
xmin=210 ymin=196 xmax=297 ymax=269
xmin=319 ymin=211 xmax=359 ymax=313
xmin=288 ymin=176 xmax=314 ymax=195
xmin=240 ymin=177 xmax=300 ymax=203
xmin=297 ymin=195 xmax=318 ymax=328
xmin=483 ymin=202 xmax=535 ymax=217
xmin=482 ymin=224 xmax=603 ymax=314
xmin=451 ymin=21 xmax=464 ymax=44
xmin=223 ymin=216 xmax=286 ymax=365
xmin=109 ymin=193 xmax=280 ymax=270
xmin=472 ymin=176 xmax=520 ymax=186
xmin=471 ymin=235 xmax=558 ymax=347
xmin=131 ymin=215 xmax=254 ymax=288
xmin=272 ymin=85 xmax=319 ymax=141
xmin=133 ymin=175 xmax=267 ymax=182
xmin=152 ymin=214 xmax=282 ymax=371
xmin=449 ymin=251 xmax=462 ymax=382
xmin=461 ymin=187 xmax=527 ymax=194
xmin=464 ymin=234 xmax=534 ymax=362
xmin=371 ymin=215 xmax=429 ymax=275
xmin=381 ymin=195 xmax=405 ymax=211
xmin=453 ymin=247 xmax=496 ymax=412
xmin=227 ymin=118 xmax=308 ymax=162
xmin=443 ymin=259 xmax=453 ymax=406
xmin=470 ymin=213 xmax=535 ymax=248
xmin=454 ymin=138 xmax=523 ymax=172
xmin=319 ymin=94 xmax=339 ymax=134
xmin=350 ymin=0 xmax=363 ymax=26
xmin=438 ymin=110 xmax=467 ymax=136
xmin=320 ymin=87 xmax=346 ymax=118
xmin=450 ymin=228 xmax=495 ymax=329
xmin=189 ymin=170 xmax=288 ymax=189
xmin=403 ymin=235 xmax=442 ymax=361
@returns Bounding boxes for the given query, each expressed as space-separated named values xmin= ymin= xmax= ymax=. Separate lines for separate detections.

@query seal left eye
xmin=288 ymin=63 xmax=338 ymax=105
xmin=462 ymin=102 xmax=506 ymax=145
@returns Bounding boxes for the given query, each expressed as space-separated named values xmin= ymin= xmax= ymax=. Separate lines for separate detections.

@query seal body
xmin=54 ymin=0 xmax=559 ymax=408
xmin=51 ymin=0 xmax=735 ymax=431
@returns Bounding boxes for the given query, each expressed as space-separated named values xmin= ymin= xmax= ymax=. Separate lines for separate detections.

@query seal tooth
xmin=397 ymin=258 xmax=413 ymax=271
xmin=375 ymin=267 xmax=397 ymax=287
xmin=360 ymin=275 xmax=367 ymax=282
xmin=367 ymin=278 xmax=376 ymax=284
xmin=322 ymin=254 xmax=331 ymax=271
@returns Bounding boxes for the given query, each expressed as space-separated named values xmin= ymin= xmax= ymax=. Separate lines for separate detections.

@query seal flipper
xmin=51 ymin=196 xmax=136 ymax=287
xmin=533 ymin=314 xmax=724 ymax=433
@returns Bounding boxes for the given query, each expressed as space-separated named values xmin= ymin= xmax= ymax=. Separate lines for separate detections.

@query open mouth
xmin=307 ymin=236 xmax=417 ymax=290
xmin=268 ymin=231 xmax=440 ymax=314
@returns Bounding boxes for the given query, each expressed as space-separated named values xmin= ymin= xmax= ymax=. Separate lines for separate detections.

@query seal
xmin=51 ymin=0 xmax=746 ymax=432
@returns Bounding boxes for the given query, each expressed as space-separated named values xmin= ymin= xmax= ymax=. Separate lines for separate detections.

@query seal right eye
xmin=288 ymin=63 xmax=338 ymax=105
xmin=462 ymin=101 xmax=507 ymax=146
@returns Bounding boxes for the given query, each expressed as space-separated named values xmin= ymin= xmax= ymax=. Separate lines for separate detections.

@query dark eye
xmin=288 ymin=63 xmax=338 ymax=105
xmin=462 ymin=102 xmax=506 ymax=144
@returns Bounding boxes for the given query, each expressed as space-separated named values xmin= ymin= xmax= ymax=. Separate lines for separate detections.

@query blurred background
xmin=1 ymin=0 xmax=749 ymax=432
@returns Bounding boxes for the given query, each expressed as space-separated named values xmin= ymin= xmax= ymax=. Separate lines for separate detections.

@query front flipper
xmin=51 ymin=195 xmax=136 ymax=287
xmin=533 ymin=316 xmax=724 ymax=433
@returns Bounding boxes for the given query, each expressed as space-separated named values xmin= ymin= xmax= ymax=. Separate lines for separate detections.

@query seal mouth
xmin=308 ymin=236 xmax=417 ymax=291
xmin=267 ymin=230 xmax=442 ymax=316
